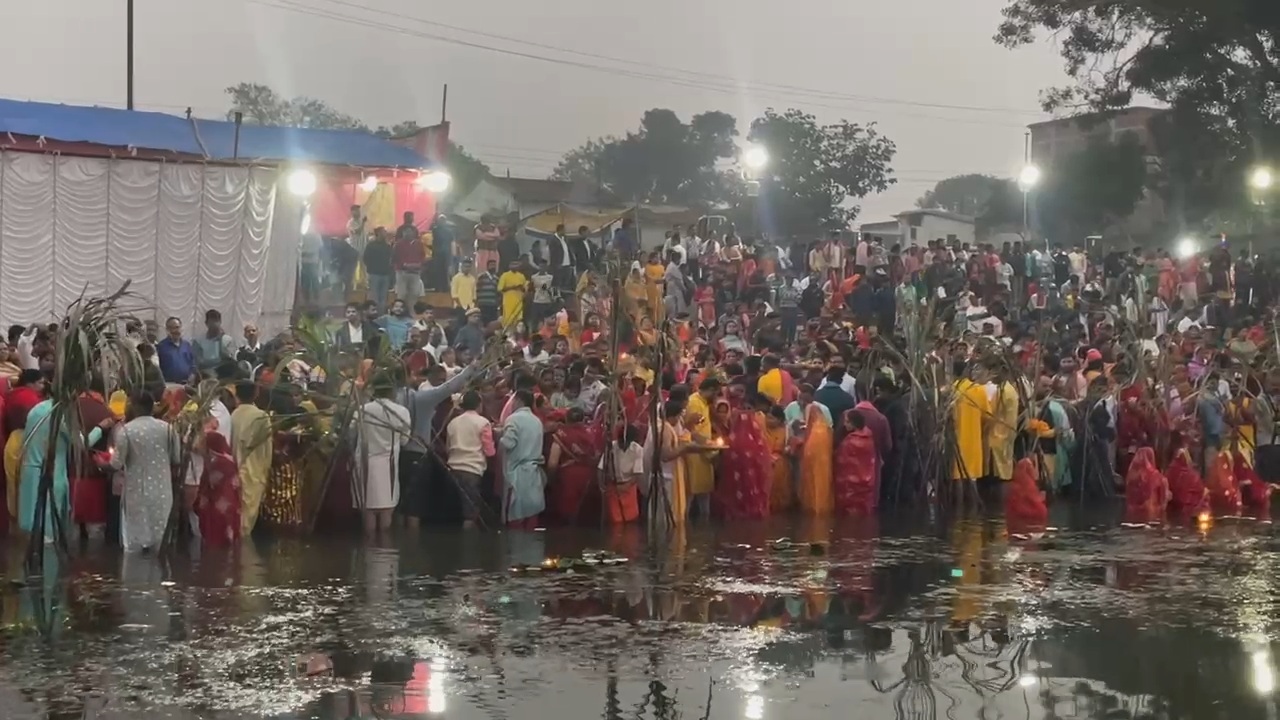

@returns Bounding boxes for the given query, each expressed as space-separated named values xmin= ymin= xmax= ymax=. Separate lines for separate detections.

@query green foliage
xmin=918 ymin=174 xmax=1023 ymax=236
xmin=747 ymin=108 xmax=897 ymax=234
xmin=222 ymin=83 xmax=490 ymax=201
xmin=551 ymin=108 xmax=742 ymax=207
xmin=1034 ymin=132 xmax=1149 ymax=242
xmin=995 ymin=0 xmax=1280 ymax=231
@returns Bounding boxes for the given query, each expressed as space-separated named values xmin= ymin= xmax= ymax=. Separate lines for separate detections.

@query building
xmin=891 ymin=209 xmax=976 ymax=247
xmin=1028 ymin=107 xmax=1167 ymax=238
xmin=858 ymin=220 xmax=905 ymax=247
xmin=1027 ymin=107 xmax=1165 ymax=166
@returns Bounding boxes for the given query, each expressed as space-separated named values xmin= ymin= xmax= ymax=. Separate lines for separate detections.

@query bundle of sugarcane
xmin=26 ymin=283 xmax=147 ymax=574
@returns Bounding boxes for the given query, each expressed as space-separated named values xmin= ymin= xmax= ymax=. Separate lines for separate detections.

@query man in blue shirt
xmin=377 ymin=299 xmax=414 ymax=351
xmin=156 ymin=316 xmax=195 ymax=384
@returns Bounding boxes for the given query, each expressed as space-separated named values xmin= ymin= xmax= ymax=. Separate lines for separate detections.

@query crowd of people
xmin=2 ymin=214 xmax=1279 ymax=549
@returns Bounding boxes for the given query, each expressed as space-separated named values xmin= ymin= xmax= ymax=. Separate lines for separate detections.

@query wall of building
xmin=899 ymin=216 xmax=975 ymax=247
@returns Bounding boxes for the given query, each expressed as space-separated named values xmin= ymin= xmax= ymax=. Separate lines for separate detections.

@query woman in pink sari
xmin=713 ymin=406 xmax=771 ymax=520
xmin=834 ymin=410 xmax=878 ymax=516
xmin=195 ymin=431 xmax=242 ymax=547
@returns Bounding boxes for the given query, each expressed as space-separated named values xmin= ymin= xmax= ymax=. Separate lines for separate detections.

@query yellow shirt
xmin=451 ymin=272 xmax=477 ymax=309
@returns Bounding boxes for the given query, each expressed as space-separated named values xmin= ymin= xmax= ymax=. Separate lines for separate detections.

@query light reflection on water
xmin=1 ymin=508 xmax=1279 ymax=719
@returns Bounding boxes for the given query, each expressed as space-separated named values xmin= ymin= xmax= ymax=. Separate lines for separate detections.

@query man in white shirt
xmin=578 ymin=359 xmax=608 ymax=411
xmin=447 ymin=389 xmax=495 ymax=527
xmin=1068 ymin=246 xmax=1088 ymax=282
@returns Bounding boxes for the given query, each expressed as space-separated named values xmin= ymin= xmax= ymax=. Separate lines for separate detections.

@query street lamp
xmin=1017 ymin=165 xmax=1041 ymax=192
xmin=1250 ymin=166 xmax=1274 ymax=191
xmin=742 ymin=144 xmax=768 ymax=171
xmin=1017 ymin=164 xmax=1041 ymax=243
xmin=1176 ymin=236 xmax=1199 ymax=259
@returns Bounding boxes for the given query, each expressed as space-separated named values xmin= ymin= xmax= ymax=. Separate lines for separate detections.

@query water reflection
xmin=2 ymin=510 xmax=1280 ymax=718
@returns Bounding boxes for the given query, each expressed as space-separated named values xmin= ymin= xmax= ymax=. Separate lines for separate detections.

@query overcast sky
xmin=8 ymin=0 xmax=1068 ymax=223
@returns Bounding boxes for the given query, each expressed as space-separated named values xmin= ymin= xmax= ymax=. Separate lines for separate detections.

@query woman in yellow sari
xmin=765 ymin=407 xmax=793 ymax=512
xmin=797 ymin=401 xmax=833 ymax=514
xmin=623 ymin=262 xmax=647 ymax=325
xmin=498 ymin=261 xmax=528 ymax=329
xmin=644 ymin=251 xmax=665 ymax=323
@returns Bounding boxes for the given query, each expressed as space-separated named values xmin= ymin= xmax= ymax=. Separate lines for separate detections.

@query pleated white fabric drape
xmin=0 ymin=151 xmax=289 ymax=336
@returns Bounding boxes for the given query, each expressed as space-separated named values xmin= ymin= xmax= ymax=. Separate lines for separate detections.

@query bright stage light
xmin=286 ymin=169 xmax=317 ymax=198
xmin=417 ymin=170 xmax=452 ymax=194
xmin=359 ymin=175 xmax=379 ymax=192
xmin=1176 ymin=237 xmax=1199 ymax=259
xmin=742 ymin=145 xmax=768 ymax=170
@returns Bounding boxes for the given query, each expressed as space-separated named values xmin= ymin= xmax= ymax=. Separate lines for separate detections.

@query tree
xmin=917 ymin=174 xmax=1007 ymax=216
xmin=918 ymin=174 xmax=1023 ymax=236
xmin=552 ymin=109 xmax=741 ymax=207
xmin=222 ymin=83 xmax=490 ymax=201
xmin=994 ymin=0 xmax=1280 ymax=229
xmin=746 ymin=108 xmax=896 ymax=234
xmin=1034 ymin=133 xmax=1149 ymax=242
xmin=995 ymin=0 xmax=1279 ymax=123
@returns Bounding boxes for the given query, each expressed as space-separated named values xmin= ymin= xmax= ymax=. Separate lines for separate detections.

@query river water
xmin=1 ymin=506 xmax=1278 ymax=719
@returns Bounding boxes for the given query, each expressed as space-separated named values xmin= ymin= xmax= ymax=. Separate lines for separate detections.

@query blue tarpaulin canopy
xmin=0 ymin=97 xmax=433 ymax=169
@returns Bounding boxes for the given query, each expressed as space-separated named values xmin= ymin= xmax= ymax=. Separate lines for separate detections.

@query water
xmin=2 ymin=506 xmax=1280 ymax=719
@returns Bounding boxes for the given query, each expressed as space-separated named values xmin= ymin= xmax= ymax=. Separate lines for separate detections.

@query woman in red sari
xmin=195 ymin=430 xmax=242 ymax=547
xmin=547 ymin=408 xmax=601 ymax=525
xmin=834 ymin=410 xmax=878 ymax=516
xmin=713 ymin=406 xmax=771 ymax=520
xmin=1205 ymin=450 xmax=1241 ymax=515
xmin=1233 ymin=449 xmax=1272 ymax=512
xmin=1166 ymin=432 xmax=1208 ymax=514
xmin=1123 ymin=447 xmax=1169 ymax=524
xmin=1115 ymin=389 xmax=1155 ymax=479
xmin=1005 ymin=458 xmax=1048 ymax=532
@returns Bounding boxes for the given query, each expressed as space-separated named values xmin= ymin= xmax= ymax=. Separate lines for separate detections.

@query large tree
xmin=917 ymin=174 xmax=1011 ymax=216
xmin=919 ymin=174 xmax=1024 ymax=235
xmin=995 ymin=0 xmax=1280 ymax=229
xmin=746 ymin=108 xmax=896 ymax=234
xmin=222 ymin=83 xmax=489 ymax=200
xmin=1034 ymin=133 xmax=1149 ymax=242
xmin=551 ymin=108 xmax=741 ymax=207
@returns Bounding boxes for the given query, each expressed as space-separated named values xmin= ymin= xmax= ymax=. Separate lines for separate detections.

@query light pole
xmin=1018 ymin=164 xmax=1041 ymax=242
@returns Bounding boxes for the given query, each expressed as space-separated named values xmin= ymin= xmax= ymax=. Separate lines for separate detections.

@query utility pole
xmin=126 ymin=0 xmax=135 ymax=110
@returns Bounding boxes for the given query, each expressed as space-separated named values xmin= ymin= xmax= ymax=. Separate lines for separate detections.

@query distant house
xmin=891 ymin=209 xmax=976 ymax=247
xmin=858 ymin=220 xmax=905 ymax=248
xmin=453 ymin=175 xmax=616 ymax=223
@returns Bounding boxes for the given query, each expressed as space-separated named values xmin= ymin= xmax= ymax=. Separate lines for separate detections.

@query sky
xmin=7 ymin=0 xmax=1069 ymax=224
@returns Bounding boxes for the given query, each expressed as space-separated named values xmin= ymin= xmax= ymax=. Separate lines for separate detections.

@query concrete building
xmin=858 ymin=219 xmax=905 ymax=247
xmin=892 ymin=209 xmax=976 ymax=247
xmin=1028 ymin=107 xmax=1167 ymax=239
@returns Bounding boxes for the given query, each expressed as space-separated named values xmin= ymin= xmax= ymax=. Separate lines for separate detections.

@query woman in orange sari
xmin=1156 ymin=252 xmax=1177 ymax=303
xmin=797 ymin=401 xmax=834 ymax=514
xmin=1005 ymin=458 xmax=1048 ymax=532
xmin=1123 ymin=447 xmax=1169 ymax=524
xmin=1205 ymin=449 xmax=1241 ymax=515
xmin=764 ymin=407 xmax=792 ymax=512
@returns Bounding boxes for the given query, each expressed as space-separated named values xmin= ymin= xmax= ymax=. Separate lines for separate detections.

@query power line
xmin=306 ymin=0 xmax=1044 ymax=118
xmin=248 ymin=0 xmax=1034 ymax=129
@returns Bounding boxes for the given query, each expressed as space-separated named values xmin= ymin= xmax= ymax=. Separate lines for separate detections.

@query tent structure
xmin=0 ymin=98 xmax=437 ymax=334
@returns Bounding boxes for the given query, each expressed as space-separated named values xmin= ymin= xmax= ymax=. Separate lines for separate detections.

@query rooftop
xmin=488 ymin=176 xmax=616 ymax=206
xmin=895 ymin=208 xmax=975 ymax=224
xmin=1026 ymin=106 xmax=1166 ymax=130
xmin=0 ymin=97 xmax=433 ymax=168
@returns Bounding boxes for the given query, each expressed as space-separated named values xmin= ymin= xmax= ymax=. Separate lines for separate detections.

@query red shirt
xmin=393 ymin=238 xmax=425 ymax=272
xmin=5 ymin=386 xmax=42 ymax=431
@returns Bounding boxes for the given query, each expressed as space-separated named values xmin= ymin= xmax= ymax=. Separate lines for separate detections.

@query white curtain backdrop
xmin=0 ymin=152 xmax=291 ymax=337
